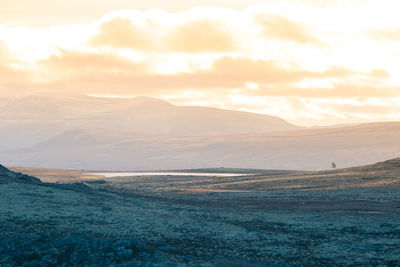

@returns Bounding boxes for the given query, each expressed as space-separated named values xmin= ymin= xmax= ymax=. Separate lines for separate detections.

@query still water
xmin=86 ymin=172 xmax=248 ymax=177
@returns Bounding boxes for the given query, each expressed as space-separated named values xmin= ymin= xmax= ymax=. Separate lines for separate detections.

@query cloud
xmin=367 ymin=28 xmax=400 ymax=41
xmin=90 ymin=17 xmax=237 ymax=53
xmin=164 ymin=20 xmax=237 ymax=53
xmin=201 ymin=57 xmax=356 ymax=86
xmin=251 ymin=83 xmax=400 ymax=98
xmin=40 ymin=50 xmax=148 ymax=77
xmin=90 ymin=18 xmax=153 ymax=50
xmin=0 ymin=42 xmax=34 ymax=97
xmin=255 ymin=14 xmax=320 ymax=44
xmin=0 ymin=42 xmax=29 ymax=84
xmin=30 ymin=55 xmax=365 ymax=96
xmin=2 ymin=44 xmax=390 ymax=99
xmin=0 ymin=49 xmax=149 ymax=96
xmin=89 ymin=12 xmax=321 ymax=53
xmin=369 ymin=69 xmax=390 ymax=78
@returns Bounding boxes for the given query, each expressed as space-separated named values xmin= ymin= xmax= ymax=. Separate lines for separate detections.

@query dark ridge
xmin=0 ymin=164 xmax=9 ymax=173
xmin=0 ymin=164 xmax=100 ymax=196
xmin=0 ymin=164 xmax=42 ymax=184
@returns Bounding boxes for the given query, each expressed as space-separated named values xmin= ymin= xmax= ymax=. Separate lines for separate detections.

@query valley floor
xmin=1 ymin=161 xmax=400 ymax=266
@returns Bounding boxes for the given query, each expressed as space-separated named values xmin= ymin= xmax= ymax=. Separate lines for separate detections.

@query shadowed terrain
xmin=2 ymin=160 xmax=400 ymax=266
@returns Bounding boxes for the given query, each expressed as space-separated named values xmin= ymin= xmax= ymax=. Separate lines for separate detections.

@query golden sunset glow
xmin=1 ymin=0 xmax=400 ymax=126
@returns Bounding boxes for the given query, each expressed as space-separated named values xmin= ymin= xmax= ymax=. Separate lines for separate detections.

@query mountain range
xmin=0 ymin=93 xmax=300 ymax=149
xmin=1 ymin=93 xmax=399 ymax=170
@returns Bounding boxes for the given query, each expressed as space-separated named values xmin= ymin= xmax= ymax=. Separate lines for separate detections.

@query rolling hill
xmin=0 ymin=93 xmax=300 ymax=150
xmin=1 ymin=93 xmax=400 ymax=171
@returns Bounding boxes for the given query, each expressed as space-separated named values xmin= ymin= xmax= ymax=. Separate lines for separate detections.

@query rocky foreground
xmin=1 ymin=162 xmax=400 ymax=266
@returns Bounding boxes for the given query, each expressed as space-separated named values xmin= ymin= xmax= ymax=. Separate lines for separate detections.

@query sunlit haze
xmin=1 ymin=0 xmax=400 ymax=126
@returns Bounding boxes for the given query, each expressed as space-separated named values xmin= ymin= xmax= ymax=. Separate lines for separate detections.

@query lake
xmin=86 ymin=172 xmax=248 ymax=177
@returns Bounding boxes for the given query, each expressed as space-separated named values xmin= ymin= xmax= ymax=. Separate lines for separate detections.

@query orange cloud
xmin=5 ymin=42 xmax=390 ymax=98
xmin=90 ymin=18 xmax=153 ymax=50
xmin=41 ymin=50 xmax=148 ymax=76
xmin=369 ymin=69 xmax=390 ymax=78
xmin=164 ymin=20 xmax=237 ymax=53
xmin=367 ymin=28 xmax=400 ymax=41
xmin=204 ymin=57 xmax=355 ymax=86
xmin=256 ymin=14 xmax=320 ymax=44
xmin=251 ymin=83 xmax=400 ymax=98
xmin=90 ymin=18 xmax=237 ymax=53
xmin=31 ymin=55 xmax=363 ymax=96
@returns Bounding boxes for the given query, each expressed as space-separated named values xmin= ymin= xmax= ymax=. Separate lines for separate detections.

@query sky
xmin=1 ymin=0 xmax=400 ymax=126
